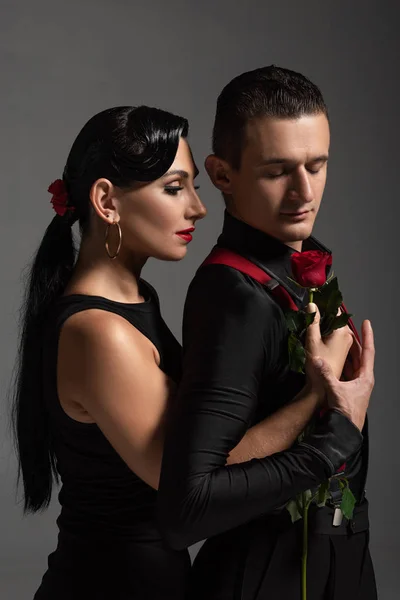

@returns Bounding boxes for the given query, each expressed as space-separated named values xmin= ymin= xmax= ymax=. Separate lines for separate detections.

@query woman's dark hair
xmin=12 ymin=106 xmax=189 ymax=513
xmin=212 ymin=65 xmax=328 ymax=169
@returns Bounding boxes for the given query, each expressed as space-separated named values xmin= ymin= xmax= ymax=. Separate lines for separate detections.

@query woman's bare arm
xmin=58 ymin=309 xmax=174 ymax=490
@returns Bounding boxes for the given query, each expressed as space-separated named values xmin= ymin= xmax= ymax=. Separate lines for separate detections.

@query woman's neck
xmin=65 ymin=237 xmax=148 ymax=304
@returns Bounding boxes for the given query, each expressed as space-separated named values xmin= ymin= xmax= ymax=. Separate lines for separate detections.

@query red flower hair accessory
xmin=48 ymin=179 xmax=75 ymax=217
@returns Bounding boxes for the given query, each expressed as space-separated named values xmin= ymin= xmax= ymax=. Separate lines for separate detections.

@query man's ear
xmin=204 ymin=154 xmax=233 ymax=195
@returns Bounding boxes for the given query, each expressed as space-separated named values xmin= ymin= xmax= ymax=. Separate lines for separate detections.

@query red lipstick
xmin=176 ymin=227 xmax=195 ymax=242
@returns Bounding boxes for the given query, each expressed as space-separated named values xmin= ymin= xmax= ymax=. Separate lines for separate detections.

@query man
xmin=158 ymin=66 xmax=376 ymax=599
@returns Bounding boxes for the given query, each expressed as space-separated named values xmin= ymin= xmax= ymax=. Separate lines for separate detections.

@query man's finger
xmin=359 ymin=320 xmax=375 ymax=377
xmin=305 ymin=303 xmax=321 ymax=350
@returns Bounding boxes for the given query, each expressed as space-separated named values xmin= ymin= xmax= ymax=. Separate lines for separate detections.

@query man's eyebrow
xmin=256 ymin=155 xmax=329 ymax=167
xmin=163 ymin=167 xmax=199 ymax=178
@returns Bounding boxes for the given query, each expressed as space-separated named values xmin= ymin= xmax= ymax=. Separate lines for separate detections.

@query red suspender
xmin=201 ymin=247 xmax=360 ymax=343
xmin=201 ymin=248 xmax=299 ymax=312
xmin=341 ymin=303 xmax=361 ymax=344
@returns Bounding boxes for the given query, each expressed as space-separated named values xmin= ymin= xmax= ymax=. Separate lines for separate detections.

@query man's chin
xmin=276 ymin=222 xmax=314 ymax=244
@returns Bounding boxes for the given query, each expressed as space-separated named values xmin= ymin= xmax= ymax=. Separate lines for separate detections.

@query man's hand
xmin=308 ymin=320 xmax=375 ymax=431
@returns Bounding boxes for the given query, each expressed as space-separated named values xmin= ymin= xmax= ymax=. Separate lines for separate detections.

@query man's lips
xmin=280 ymin=209 xmax=312 ymax=221
xmin=280 ymin=209 xmax=311 ymax=216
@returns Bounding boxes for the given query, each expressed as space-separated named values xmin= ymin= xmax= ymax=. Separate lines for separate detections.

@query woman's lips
xmin=176 ymin=227 xmax=195 ymax=242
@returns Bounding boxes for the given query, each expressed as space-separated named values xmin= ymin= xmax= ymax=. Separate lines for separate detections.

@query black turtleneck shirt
xmin=158 ymin=212 xmax=366 ymax=551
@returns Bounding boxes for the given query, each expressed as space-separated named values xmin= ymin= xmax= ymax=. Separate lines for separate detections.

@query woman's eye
xmin=164 ymin=186 xmax=184 ymax=195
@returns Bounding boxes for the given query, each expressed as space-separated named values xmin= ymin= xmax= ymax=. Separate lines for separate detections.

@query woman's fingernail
xmin=308 ymin=302 xmax=317 ymax=313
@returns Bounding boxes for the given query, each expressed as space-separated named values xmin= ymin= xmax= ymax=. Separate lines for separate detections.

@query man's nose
xmin=292 ymin=169 xmax=314 ymax=203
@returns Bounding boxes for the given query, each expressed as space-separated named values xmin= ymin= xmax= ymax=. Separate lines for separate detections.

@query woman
xmin=12 ymin=105 xmax=206 ymax=599
xmin=12 ymin=105 xmax=352 ymax=599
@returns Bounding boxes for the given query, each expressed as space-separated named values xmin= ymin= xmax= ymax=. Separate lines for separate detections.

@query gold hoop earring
xmin=105 ymin=221 xmax=122 ymax=260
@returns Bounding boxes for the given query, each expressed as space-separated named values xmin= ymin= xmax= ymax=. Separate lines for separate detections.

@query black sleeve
xmin=157 ymin=265 xmax=363 ymax=550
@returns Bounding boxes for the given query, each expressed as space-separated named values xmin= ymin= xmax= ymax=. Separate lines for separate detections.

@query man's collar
xmin=217 ymin=211 xmax=331 ymax=303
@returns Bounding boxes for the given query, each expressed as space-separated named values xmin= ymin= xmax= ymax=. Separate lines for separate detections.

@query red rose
xmin=48 ymin=179 xmax=72 ymax=217
xmin=291 ymin=250 xmax=332 ymax=288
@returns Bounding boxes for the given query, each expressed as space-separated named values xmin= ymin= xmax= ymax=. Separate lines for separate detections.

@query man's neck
xmin=286 ymin=240 xmax=303 ymax=252
xmin=226 ymin=209 xmax=304 ymax=253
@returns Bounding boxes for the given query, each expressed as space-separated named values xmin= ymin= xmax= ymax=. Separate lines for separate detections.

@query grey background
xmin=1 ymin=0 xmax=398 ymax=598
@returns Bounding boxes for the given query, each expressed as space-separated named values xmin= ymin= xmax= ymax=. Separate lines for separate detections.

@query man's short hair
xmin=212 ymin=65 xmax=328 ymax=169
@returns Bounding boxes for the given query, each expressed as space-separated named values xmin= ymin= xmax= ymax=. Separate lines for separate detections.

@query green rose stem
xmin=301 ymin=490 xmax=319 ymax=600
xmin=308 ymin=288 xmax=317 ymax=304
xmin=301 ymin=287 xmax=318 ymax=600
xmin=301 ymin=493 xmax=310 ymax=600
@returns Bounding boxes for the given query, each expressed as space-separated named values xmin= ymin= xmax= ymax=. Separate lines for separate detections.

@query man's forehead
xmin=243 ymin=113 xmax=330 ymax=161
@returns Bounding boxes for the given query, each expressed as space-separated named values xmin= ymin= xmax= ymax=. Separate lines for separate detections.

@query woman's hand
xmin=305 ymin=303 xmax=353 ymax=389
xmin=307 ymin=320 xmax=375 ymax=431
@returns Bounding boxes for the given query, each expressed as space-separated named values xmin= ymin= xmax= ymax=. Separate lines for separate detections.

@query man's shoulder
xmin=186 ymin=262 xmax=281 ymax=316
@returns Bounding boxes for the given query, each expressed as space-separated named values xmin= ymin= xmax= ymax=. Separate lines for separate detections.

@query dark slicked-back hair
xmin=212 ymin=65 xmax=328 ymax=169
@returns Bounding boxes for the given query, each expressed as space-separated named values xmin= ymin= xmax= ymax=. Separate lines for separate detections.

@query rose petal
xmin=291 ymin=250 xmax=332 ymax=288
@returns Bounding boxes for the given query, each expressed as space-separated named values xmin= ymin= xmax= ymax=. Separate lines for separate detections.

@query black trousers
xmin=189 ymin=501 xmax=377 ymax=600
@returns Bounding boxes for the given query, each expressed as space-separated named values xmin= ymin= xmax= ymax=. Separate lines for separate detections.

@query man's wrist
xmin=329 ymin=407 xmax=364 ymax=432
xmin=300 ymin=409 xmax=364 ymax=474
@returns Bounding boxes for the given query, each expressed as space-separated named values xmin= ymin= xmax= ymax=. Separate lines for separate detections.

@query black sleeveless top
xmin=42 ymin=280 xmax=182 ymax=542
